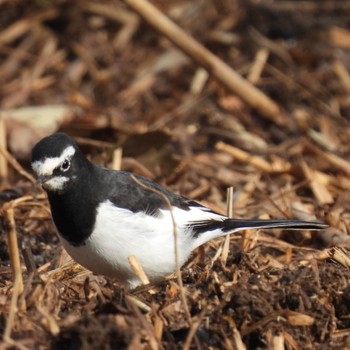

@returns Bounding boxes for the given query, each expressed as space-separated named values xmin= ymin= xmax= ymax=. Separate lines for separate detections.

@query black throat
xmin=47 ymin=164 xmax=98 ymax=246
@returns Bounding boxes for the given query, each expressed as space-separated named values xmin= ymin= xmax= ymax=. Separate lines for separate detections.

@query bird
xmin=31 ymin=133 xmax=327 ymax=289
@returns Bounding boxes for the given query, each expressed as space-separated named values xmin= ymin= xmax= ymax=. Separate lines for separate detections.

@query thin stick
xmin=0 ymin=9 xmax=58 ymax=45
xmin=130 ymin=176 xmax=188 ymax=308
xmin=0 ymin=147 xmax=36 ymax=183
xmin=221 ymin=187 xmax=233 ymax=265
xmin=0 ymin=117 xmax=8 ymax=180
xmin=3 ymin=271 xmax=21 ymax=341
xmin=153 ymin=314 xmax=164 ymax=341
xmin=122 ymin=0 xmax=282 ymax=124
xmin=125 ymin=295 xmax=161 ymax=350
xmin=232 ymin=325 xmax=247 ymax=350
xmin=3 ymin=196 xmax=32 ymax=311
xmin=299 ymin=159 xmax=333 ymax=205
xmin=305 ymin=139 xmax=350 ymax=176
xmin=327 ymin=246 xmax=350 ymax=269
xmin=4 ymin=207 xmax=24 ymax=303
xmin=183 ymin=308 xmax=206 ymax=350
xmin=130 ymin=176 xmax=195 ymax=328
xmin=112 ymin=147 xmax=123 ymax=171
xmin=128 ymin=255 xmax=150 ymax=285
xmin=227 ymin=186 xmax=234 ymax=218
xmin=248 ymin=48 xmax=269 ymax=84
xmin=125 ymin=295 xmax=151 ymax=313
xmin=216 ymin=141 xmax=291 ymax=173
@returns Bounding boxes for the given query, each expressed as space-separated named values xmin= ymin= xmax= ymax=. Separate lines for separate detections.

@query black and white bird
xmin=32 ymin=133 xmax=327 ymax=288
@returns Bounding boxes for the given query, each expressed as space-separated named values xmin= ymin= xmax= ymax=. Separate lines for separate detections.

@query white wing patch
xmin=32 ymin=145 xmax=75 ymax=176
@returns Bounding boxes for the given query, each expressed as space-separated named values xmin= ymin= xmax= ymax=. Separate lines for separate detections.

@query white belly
xmin=58 ymin=200 xmax=228 ymax=288
xmin=59 ymin=201 xmax=196 ymax=288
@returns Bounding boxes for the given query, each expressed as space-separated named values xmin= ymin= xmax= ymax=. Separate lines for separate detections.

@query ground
xmin=1 ymin=1 xmax=350 ymax=349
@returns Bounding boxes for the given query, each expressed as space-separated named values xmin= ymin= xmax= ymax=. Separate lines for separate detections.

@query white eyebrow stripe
xmin=32 ymin=146 xmax=75 ymax=176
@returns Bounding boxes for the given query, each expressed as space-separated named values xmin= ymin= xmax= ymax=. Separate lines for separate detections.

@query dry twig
xmin=125 ymin=295 xmax=161 ymax=350
xmin=2 ymin=196 xmax=34 ymax=344
xmin=220 ymin=187 xmax=233 ymax=265
xmin=216 ymin=141 xmax=291 ymax=173
xmin=128 ymin=255 xmax=150 ymax=286
xmin=122 ymin=0 xmax=283 ymax=123
xmin=247 ymin=48 xmax=269 ymax=84
xmin=130 ymin=175 xmax=201 ymax=349
xmin=299 ymin=159 xmax=334 ymax=205
xmin=0 ymin=117 xmax=8 ymax=180
xmin=0 ymin=146 xmax=36 ymax=183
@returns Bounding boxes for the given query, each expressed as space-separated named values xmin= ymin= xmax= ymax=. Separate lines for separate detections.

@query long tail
xmin=190 ymin=219 xmax=327 ymax=247
xmin=222 ymin=219 xmax=328 ymax=232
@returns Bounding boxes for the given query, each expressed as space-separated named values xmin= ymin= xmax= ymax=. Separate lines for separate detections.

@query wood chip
xmin=216 ymin=141 xmax=291 ymax=173
xmin=300 ymin=159 xmax=334 ymax=205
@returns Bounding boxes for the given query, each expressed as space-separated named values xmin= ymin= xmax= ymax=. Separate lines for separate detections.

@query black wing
xmin=95 ymin=168 xmax=197 ymax=216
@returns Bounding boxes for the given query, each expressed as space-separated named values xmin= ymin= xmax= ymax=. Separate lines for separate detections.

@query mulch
xmin=1 ymin=1 xmax=350 ymax=349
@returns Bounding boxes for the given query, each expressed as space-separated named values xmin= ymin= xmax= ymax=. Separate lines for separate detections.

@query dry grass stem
xmin=83 ymin=2 xmax=139 ymax=50
xmin=153 ymin=315 xmax=164 ymax=341
xmin=305 ymin=140 xmax=350 ymax=176
xmin=216 ymin=141 xmax=291 ymax=173
xmin=0 ymin=146 xmax=35 ymax=183
xmin=249 ymin=27 xmax=293 ymax=66
xmin=122 ymin=0 xmax=282 ymax=123
xmin=241 ymin=311 xmax=280 ymax=336
xmin=0 ymin=9 xmax=58 ymax=45
xmin=2 ymin=196 xmax=33 ymax=311
xmin=220 ymin=187 xmax=234 ymax=265
xmin=129 ymin=177 xmax=187 ymax=305
xmin=248 ymin=48 xmax=269 ymax=84
xmin=183 ymin=308 xmax=206 ymax=350
xmin=271 ymin=333 xmax=285 ymax=350
xmin=190 ymin=68 xmax=209 ymax=95
xmin=0 ymin=117 xmax=8 ymax=180
xmin=128 ymin=255 xmax=150 ymax=285
xmin=125 ymin=295 xmax=161 ymax=350
xmin=1 ymin=2 xmax=348 ymax=348
xmin=74 ymin=136 xmax=115 ymax=149
xmin=112 ymin=147 xmax=123 ymax=171
xmin=232 ymin=324 xmax=247 ymax=350
xmin=233 ymin=178 xmax=259 ymax=210
xmin=126 ymin=295 xmax=152 ymax=313
xmin=283 ymin=310 xmax=315 ymax=327
xmin=326 ymin=247 xmax=350 ymax=269
xmin=331 ymin=328 xmax=350 ymax=339
xmin=299 ymin=159 xmax=334 ymax=205
xmin=130 ymin=175 xmax=201 ymax=348
xmin=283 ymin=331 xmax=302 ymax=350
xmin=3 ymin=272 xmax=22 ymax=342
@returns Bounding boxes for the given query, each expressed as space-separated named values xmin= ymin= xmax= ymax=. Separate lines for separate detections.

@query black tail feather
xmin=190 ymin=219 xmax=327 ymax=238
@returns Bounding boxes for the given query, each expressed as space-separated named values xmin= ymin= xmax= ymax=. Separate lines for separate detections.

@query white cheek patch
xmin=42 ymin=176 xmax=70 ymax=192
xmin=32 ymin=146 xmax=75 ymax=176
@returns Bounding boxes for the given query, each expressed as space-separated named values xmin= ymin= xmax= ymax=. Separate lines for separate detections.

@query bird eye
xmin=60 ymin=159 xmax=71 ymax=172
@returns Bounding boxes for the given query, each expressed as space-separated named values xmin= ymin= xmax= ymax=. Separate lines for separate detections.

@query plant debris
xmin=1 ymin=0 xmax=350 ymax=349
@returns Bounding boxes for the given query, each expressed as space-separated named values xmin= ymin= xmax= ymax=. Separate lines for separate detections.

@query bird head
xmin=32 ymin=133 xmax=84 ymax=193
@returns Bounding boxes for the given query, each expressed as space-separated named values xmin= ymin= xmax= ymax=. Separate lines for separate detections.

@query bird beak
xmin=36 ymin=175 xmax=52 ymax=185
